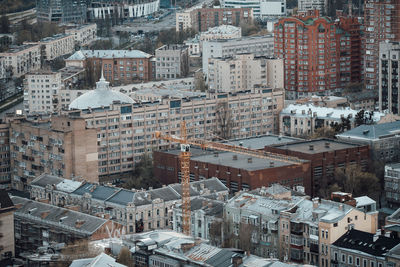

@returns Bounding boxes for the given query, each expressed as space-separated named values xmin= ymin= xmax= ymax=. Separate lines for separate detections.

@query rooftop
xmin=202 ymin=25 xmax=241 ymax=35
xmin=131 ymin=88 xmax=206 ymax=100
xmin=175 ymin=197 xmax=224 ymax=217
xmin=272 ymin=138 xmax=361 ymax=154
xmin=336 ymin=121 xmax=400 ymax=141
xmin=1 ymin=44 xmax=39 ymax=53
xmin=204 ymin=34 xmax=273 ymax=44
xmin=0 ymin=190 xmax=14 ymax=212
xmin=223 ymin=134 xmax=300 ymax=150
xmin=41 ymin=33 xmax=72 ymax=42
xmin=11 ymin=196 xmax=107 ymax=235
xmin=67 ymin=50 xmax=152 ymax=60
xmin=332 ymin=229 xmax=400 ymax=257
xmin=70 ymin=252 xmax=126 ymax=267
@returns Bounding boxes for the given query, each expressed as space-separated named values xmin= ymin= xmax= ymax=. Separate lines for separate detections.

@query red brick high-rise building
xmin=274 ymin=11 xmax=362 ymax=99
xmin=364 ymin=0 xmax=400 ymax=90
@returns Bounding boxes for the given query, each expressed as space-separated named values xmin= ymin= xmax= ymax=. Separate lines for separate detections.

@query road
xmin=0 ymin=101 xmax=23 ymax=119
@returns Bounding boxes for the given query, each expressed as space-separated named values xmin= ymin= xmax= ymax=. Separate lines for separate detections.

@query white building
xmin=207 ymin=54 xmax=284 ymax=92
xmin=221 ymin=0 xmax=286 ymax=19
xmin=65 ymin=24 xmax=97 ymax=46
xmin=0 ymin=44 xmax=41 ymax=78
xmin=199 ymin=25 xmax=241 ymax=42
xmin=298 ymin=0 xmax=327 ymax=14
xmin=29 ymin=34 xmax=75 ymax=61
xmin=88 ymin=0 xmax=160 ymax=20
xmin=202 ymin=35 xmax=274 ymax=75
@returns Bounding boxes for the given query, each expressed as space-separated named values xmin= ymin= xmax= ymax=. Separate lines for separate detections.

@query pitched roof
xmin=70 ymin=252 xmax=127 ymax=267
xmin=332 ymin=229 xmax=400 ymax=257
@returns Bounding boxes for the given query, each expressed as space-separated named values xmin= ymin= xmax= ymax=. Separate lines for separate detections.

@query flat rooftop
xmin=273 ymin=139 xmax=361 ymax=154
xmin=224 ymin=135 xmax=300 ymax=150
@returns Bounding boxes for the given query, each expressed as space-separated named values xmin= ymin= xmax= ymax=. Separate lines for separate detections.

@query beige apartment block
xmin=0 ymin=44 xmax=41 ymax=78
xmin=0 ymin=123 xmax=11 ymax=189
xmin=37 ymin=34 xmax=75 ymax=61
xmin=199 ymin=25 xmax=241 ymax=42
xmin=207 ymin=54 xmax=284 ymax=92
xmin=9 ymin=115 xmax=98 ymax=191
xmin=0 ymin=191 xmax=15 ymax=262
xmin=65 ymin=24 xmax=97 ymax=46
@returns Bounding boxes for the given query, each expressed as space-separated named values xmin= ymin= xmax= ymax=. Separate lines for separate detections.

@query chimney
xmin=233 ymin=155 xmax=238 ymax=160
xmin=75 ymin=220 xmax=85 ymax=228
xmin=339 ymin=204 xmax=343 ymax=211
xmin=247 ymin=158 xmax=252 ymax=163
xmin=309 ymin=145 xmax=314 ymax=151
xmin=214 ymin=152 xmax=219 ymax=157
xmin=232 ymin=255 xmax=243 ymax=267
xmin=41 ymin=211 xmax=50 ymax=219
xmin=270 ymin=161 xmax=274 ymax=167
xmin=325 ymin=142 xmax=330 ymax=148
xmin=312 ymin=197 xmax=319 ymax=209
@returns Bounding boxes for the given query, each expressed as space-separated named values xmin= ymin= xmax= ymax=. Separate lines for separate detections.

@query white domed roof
xmin=69 ymin=73 xmax=134 ymax=110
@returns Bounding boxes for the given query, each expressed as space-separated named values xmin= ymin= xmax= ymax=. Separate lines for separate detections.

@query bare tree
xmin=117 ymin=246 xmax=134 ymax=267
xmin=61 ymin=239 xmax=103 ymax=266
xmin=209 ymin=220 xmax=222 ymax=246
xmin=215 ymin=101 xmax=233 ymax=140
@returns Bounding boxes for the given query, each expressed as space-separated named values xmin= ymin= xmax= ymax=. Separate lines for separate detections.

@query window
xmin=356 ymin=257 xmax=360 ymax=266
xmin=348 ymin=255 xmax=353 ymax=264
xmin=342 ymin=254 xmax=346 ymax=263
xmin=363 ymin=259 xmax=367 ymax=267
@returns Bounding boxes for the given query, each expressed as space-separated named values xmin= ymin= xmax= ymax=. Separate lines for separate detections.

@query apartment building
xmin=330 ymin=229 xmax=399 ymax=267
xmin=274 ymin=12 xmax=362 ymax=99
xmin=0 ymin=124 xmax=10 ymax=189
xmin=0 ymin=191 xmax=15 ymax=264
xmin=0 ymin=44 xmax=41 ymax=78
xmin=65 ymin=24 xmax=97 ymax=46
xmin=66 ymin=50 xmax=153 ymax=84
xmin=207 ymin=54 xmax=283 ymax=92
xmin=176 ymin=7 xmax=252 ymax=32
xmin=29 ymin=174 xmax=228 ymax=235
xmin=364 ymin=0 xmax=400 ymax=90
xmin=265 ymin=139 xmax=370 ymax=197
xmin=11 ymin=196 xmax=124 ymax=256
xmin=221 ymin=0 xmax=286 ymax=19
xmin=298 ymin=0 xmax=327 ymax=14
xmin=202 ymin=35 xmax=274 ymax=75
xmin=9 ymin=115 xmax=98 ymax=191
xmin=155 ymin=45 xmax=189 ymax=79
xmin=336 ymin=120 xmax=400 ymax=162
xmin=279 ymin=104 xmax=384 ymax=137
xmin=384 ymin=163 xmax=400 ymax=209
xmin=379 ymin=41 xmax=400 ymax=115
xmin=36 ymin=0 xmax=87 ymax=23
xmin=172 ymin=197 xmax=224 ymax=242
xmin=37 ymin=34 xmax=75 ymax=61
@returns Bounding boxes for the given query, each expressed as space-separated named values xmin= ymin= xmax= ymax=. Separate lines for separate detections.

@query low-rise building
xmin=0 ymin=190 xmax=15 ymax=264
xmin=155 ymin=45 xmax=189 ymax=80
xmin=280 ymin=104 xmax=385 ymax=137
xmin=344 ymin=90 xmax=378 ymax=111
xmin=207 ymin=54 xmax=283 ymax=92
xmin=336 ymin=121 xmax=400 ymax=162
xmin=36 ymin=34 xmax=75 ymax=61
xmin=294 ymin=96 xmax=348 ymax=108
xmin=0 ymin=44 xmax=41 ymax=77
xmin=11 ymin=196 xmax=123 ymax=255
xmin=385 ymin=163 xmax=400 ymax=209
xmin=65 ymin=24 xmax=97 ymax=47
xmin=29 ymin=174 xmax=228 ymax=235
xmin=330 ymin=229 xmax=399 ymax=267
xmin=265 ymin=139 xmax=370 ymax=197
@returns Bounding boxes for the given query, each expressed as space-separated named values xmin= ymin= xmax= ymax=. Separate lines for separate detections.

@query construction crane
xmin=154 ymin=122 xmax=302 ymax=236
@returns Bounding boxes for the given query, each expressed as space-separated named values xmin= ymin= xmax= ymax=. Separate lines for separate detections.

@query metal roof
xmin=337 ymin=121 xmax=400 ymax=141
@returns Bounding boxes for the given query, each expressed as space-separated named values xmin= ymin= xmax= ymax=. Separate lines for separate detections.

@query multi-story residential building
xmin=9 ymin=115 xmax=98 ymax=191
xmin=36 ymin=0 xmax=87 ymax=23
xmin=87 ymin=0 xmax=159 ymax=21
xmin=155 ymin=45 xmax=189 ymax=80
xmin=65 ymin=24 xmax=97 ymax=47
xmin=379 ymin=41 xmax=400 ymax=115
xmin=202 ymin=35 xmax=274 ymax=75
xmin=221 ymin=0 xmax=286 ymax=19
xmin=336 ymin=120 xmax=400 ymax=162
xmin=279 ymin=104 xmax=384 ymax=137
xmin=298 ymin=0 xmax=326 ymax=14
xmin=384 ymin=163 xmax=400 ymax=209
xmin=34 ymin=34 xmax=75 ymax=61
xmin=265 ymin=139 xmax=370 ymax=197
xmin=345 ymin=90 xmax=378 ymax=111
xmin=207 ymin=54 xmax=284 ymax=92
xmin=0 ymin=44 xmax=41 ymax=78
xmin=364 ymin=0 xmax=400 ymax=91
xmin=66 ymin=50 xmax=153 ymax=84
xmin=29 ymin=174 xmax=228 ymax=235
xmin=11 ymin=196 xmax=124 ymax=256
xmin=0 ymin=124 xmax=10 ymax=189
xmin=0 ymin=190 xmax=15 ymax=264
xmin=172 ymin=197 xmax=224 ymax=242
xmin=274 ymin=12 xmax=362 ymax=99
xmin=176 ymin=7 xmax=253 ymax=32
xmin=225 ymin=185 xmax=378 ymax=266
xmin=330 ymin=229 xmax=399 ymax=267
xmin=199 ymin=25 xmax=241 ymax=42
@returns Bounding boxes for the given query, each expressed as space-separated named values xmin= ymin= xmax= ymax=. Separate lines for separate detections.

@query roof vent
xmin=270 ymin=161 xmax=274 ymax=167
xmin=233 ymin=155 xmax=238 ymax=160
xmin=325 ymin=142 xmax=330 ymax=148
xmin=247 ymin=158 xmax=252 ymax=163
xmin=309 ymin=145 xmax=314 ymax=151
xmin=214 ymin=152 xmax=219 ymax=157
xmin=363 ymin=130 xmax=370 ymax=135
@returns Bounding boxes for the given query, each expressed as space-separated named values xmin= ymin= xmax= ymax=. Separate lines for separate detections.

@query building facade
xmin=221 ymin=0 xmax=286 ymax=19
xmin=274 ymin=12 xmax=362 ymax=99
xmin=298 ymin=0 xmax=327 ymax=14
xmin=379 ymin=41 xmax=400 ymax=115
xmin=207 ymin=54 xmax=284 ymax=92
xmin=9 ymin=115 xmax=98 ymax=191
xmin=0 ymin=124 xmax=10 ymax=190
xmin=364 ymin=0 xmax=400 ymax=90
xmin=36 ymin=0 xmax=87 ymax=23
xmin=202 ymin=35 xmax=274 ymax=75
xmin=36 ymin=34 xmax=75 ymax=61
xmin=176 ymin=7 xmax=253 ymax=32
xmin=66 ymin=50 xmax=153 ymax=85
xmin=65 ymin=24 xmax=97 ymax=47
xmin=155 ymin=45 xmax=189 ymax=80
xmin=0 ymin=44 xmax=41 ymax=78
xmin=0 ymin=191 xmax=15 ymax=264
xmin=384 ymin=163 xmax=400 ymax=209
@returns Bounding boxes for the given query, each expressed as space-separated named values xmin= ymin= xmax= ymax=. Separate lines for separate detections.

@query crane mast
xmin=179 ymin=121 xmax=191 ymax=236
